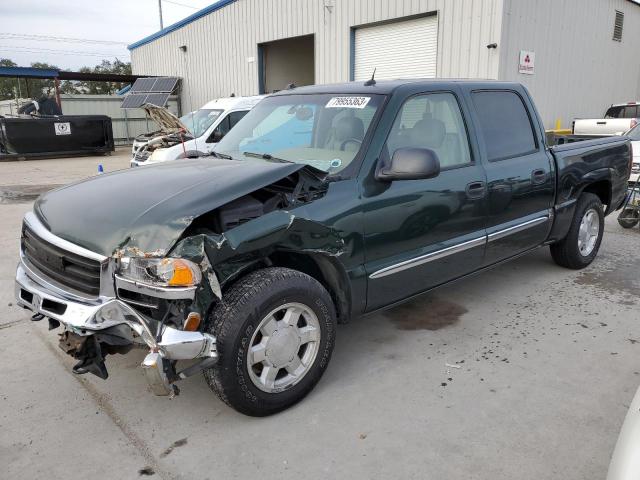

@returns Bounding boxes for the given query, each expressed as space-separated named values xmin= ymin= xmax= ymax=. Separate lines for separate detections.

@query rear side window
xmin=605 ymin=105 xmax=638 ymax=119
xmin=472 ymin=91 xmax=537 ymax=162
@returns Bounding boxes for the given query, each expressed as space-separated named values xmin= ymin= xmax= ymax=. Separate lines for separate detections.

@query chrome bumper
xmin=15 ymin=260 xmax=216 ymax=361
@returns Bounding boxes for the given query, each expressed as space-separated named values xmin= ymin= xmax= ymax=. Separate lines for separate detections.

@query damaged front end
xmin=15 ymin=161 xmax=345 ymax=397
xmin=15 ymin=212 xmax=217 ymax=396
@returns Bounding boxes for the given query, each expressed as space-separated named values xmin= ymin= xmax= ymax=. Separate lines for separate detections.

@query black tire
xmin=550 ymin=192 xmax=604 ymax=269
xmin=203 ymin=267 xmax=336 ymax=416
xmin=617 ymin=208 xmax=639 ymax=229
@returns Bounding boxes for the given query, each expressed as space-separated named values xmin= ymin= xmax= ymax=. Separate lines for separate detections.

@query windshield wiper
xmin=211 ymin=151 xmax=234 ymax=160
xmin=243 ymin=151 xmax=294 ymax=164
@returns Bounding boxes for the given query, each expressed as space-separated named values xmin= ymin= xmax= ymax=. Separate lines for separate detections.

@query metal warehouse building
xmin=129 ymin=0 xmax=640 ymax=128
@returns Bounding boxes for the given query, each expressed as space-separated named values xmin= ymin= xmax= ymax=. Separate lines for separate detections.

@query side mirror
xmin=208 ymin=129 xmax=224 ymax=143
xmin=376 ymin=147 xmax=441 ymax=181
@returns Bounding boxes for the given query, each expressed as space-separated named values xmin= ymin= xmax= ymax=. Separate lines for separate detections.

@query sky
xmin=0 ymin=0 xmax=215 ymax=70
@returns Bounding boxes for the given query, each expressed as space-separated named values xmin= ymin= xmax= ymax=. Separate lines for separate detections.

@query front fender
xmin=170 ymin=210 xmax=346 ymax=314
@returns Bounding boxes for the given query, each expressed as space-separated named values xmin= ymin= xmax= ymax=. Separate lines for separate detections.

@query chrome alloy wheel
xmin=247 ymin=302 xmax=321 ymax=393
xmin=578 ymin=208 xmax=600 ymax=256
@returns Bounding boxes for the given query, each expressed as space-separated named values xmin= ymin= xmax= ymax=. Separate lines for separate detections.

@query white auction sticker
xmin=54 ymin=122 xmax=71 ymax=135
xmin=326 ymin=96 xmax=371 ymax=109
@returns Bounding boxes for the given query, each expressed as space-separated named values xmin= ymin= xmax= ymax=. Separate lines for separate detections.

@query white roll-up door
xmin=354 ymin=15 xmax=438 ymax=81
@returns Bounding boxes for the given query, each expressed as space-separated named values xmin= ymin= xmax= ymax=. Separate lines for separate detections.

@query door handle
xmin=531 ymin=169 xmax=548 ymax=185
xmin=465 ymin=181 xmax=486 ymax=200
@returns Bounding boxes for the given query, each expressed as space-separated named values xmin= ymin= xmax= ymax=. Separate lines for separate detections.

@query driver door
xmin=363 ymin=90 xmax=488 ymax=310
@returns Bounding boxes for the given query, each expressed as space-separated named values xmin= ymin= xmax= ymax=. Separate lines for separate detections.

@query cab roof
xmin=270 ymin=78 xmax=516 ymax=96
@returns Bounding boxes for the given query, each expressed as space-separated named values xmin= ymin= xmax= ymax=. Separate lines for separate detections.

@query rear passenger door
xmin=363 ymin=90 xmax=488 ymax=310
xmin=468 ymin=89 xmax=555 ymax=265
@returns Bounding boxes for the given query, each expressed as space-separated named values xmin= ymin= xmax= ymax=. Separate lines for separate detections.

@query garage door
xmin=354 ymin=15 xmax=438 ymax=81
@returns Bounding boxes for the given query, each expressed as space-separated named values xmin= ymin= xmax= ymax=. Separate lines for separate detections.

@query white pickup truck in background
xmin=573 ymin=102 xmax=639 ymax=137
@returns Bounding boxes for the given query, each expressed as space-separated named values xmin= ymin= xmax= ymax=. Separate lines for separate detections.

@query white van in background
xmin=131 ymin=95 xmax=264 ymax=167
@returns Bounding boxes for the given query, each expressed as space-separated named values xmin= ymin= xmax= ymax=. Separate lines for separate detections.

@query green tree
xmin=76 ymin=59 xmax=132 ymax=95
xmin=0 ymin=58 xmax=23 ymax=100
xmin=0 ymin=58 xmax=132 ymax=100
xmin=0 ymin=59 xmax=60 ymax=101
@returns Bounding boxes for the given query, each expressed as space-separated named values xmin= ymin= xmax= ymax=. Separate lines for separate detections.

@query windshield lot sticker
xmin=326 ymin=96 xmax=371 ymax=109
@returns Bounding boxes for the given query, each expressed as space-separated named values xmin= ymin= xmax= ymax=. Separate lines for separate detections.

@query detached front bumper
xmin=15 ymin=259 xmax=217 ymax=394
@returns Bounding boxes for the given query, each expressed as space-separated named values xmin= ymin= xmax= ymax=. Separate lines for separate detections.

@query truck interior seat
xmin=324 ymin=116 xmax=365 ymax=151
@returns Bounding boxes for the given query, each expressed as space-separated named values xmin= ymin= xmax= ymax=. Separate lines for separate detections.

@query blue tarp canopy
xmin=0 ymin=66 xmax=60 ymax=79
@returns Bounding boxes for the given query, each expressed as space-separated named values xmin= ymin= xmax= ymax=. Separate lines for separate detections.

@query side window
xmin=471 ymin=91 xmax=537 ymax=161
xmin=386 ymin=92 xmax=472 ymax=169
xmin=229 ymin=110 xmax=248 ymax=128
xmin=622 ymin=105 xmax=639 ymax=118
xmin=207 ymin=115 xmax=231 ymax=143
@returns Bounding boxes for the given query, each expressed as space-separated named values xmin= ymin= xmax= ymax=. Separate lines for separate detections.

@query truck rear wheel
xmin=203 ymin=267 xmax=336 ymax=416
xmin=550 ymin=193 xmax=604 ymax=269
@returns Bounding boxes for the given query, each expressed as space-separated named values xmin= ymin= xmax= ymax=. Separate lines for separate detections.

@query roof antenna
xmin=286 ymin=83 xmax=296 ymax=90
xmin=364 ymin=68 xmax=376 ymax=86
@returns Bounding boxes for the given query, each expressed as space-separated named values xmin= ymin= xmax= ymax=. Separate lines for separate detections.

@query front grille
xmin=22 ymin=224 xmax=101 ymax=296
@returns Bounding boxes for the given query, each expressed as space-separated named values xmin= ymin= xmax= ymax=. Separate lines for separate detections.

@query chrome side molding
xmin=487 ymin=215 xmax=549 ymax=242
xmin=369 ymin=236 xmax=487 ymax=279
xmin=369 ymin=211 xmax=550 ymax=279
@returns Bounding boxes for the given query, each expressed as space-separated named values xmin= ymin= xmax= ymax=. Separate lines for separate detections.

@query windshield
xmin=180 ymin=109 xmax=223 ymax=137
xmin=627 ymin=124 xmax=640 ymax=141
xmin=214 ymin=93 xmax=385 ymax=173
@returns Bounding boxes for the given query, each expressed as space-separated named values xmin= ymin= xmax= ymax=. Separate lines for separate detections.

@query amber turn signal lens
xmin=168 ymin=259 xmax=196 ymax=286
xmin=183 ymin=312 xmax=201 ymax=331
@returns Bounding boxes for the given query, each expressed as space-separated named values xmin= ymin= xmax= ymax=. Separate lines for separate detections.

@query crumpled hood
xmin=143 ymin=103 xmax=190 ymax=134
xmin=34 ymin=158 xmax=308 ymax=257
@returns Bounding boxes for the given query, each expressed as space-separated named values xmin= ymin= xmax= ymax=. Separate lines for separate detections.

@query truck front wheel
xmin=203 ymin=267 xmax=336 ymax=416
xmin=550 ymin=192 xmax=604 ymax=269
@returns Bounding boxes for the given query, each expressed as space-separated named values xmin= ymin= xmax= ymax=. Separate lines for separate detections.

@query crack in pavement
xmin=31 ymin=323 xmax=177 ymax=480
xmin=0 ymin=319 xmax=25 ymax=330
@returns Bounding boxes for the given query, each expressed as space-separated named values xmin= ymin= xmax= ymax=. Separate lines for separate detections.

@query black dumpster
xmin=0 ymin=115 xmax=114 ymax=159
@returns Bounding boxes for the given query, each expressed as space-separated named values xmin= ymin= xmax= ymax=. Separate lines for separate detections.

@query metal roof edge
xmin=127 ymin=0 xmax=236 ymax=51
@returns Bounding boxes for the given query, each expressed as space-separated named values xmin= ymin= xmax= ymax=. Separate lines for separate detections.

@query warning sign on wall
xmin=518 ymin=51 xmax=535 ymax=75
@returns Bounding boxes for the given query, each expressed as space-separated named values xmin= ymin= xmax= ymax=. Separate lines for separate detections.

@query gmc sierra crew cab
xmin=14 ymin=80 xmax=632 ymax=416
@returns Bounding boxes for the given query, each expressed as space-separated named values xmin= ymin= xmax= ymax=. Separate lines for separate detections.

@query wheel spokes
xmin=260 ymin=365 xmax=279 ymax=389
xmin=298 ymin=325 xmax=319 ymax=344
xmin=281 ymin=306 xmax=302 ymax=327
xmin=249 ymin=343 xmax=267 ymax=365
xmin=260 ymin=316 xmax=278 ymax=336
xmin=285 ymin=356 xmax=304 ymax=376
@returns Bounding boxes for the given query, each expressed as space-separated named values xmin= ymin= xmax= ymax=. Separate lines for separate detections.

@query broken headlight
xmin=118 ymin=258 xmax=202 ymax=287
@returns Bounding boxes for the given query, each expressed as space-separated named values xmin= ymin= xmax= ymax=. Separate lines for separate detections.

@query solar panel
xmin=121 ymin=94 xmax=148 ymax=108
xmin=122 ymin=77 xmax=178 ymax=108
xmin=151 ymin=77 xmax=179 ymax=93
xmin=144 ymin=93 xmax=171 ymax=107
xmin=130 ymin=77 xmax=157 ymax=93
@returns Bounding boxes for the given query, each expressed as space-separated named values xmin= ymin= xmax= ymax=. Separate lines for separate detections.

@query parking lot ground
xmin=1 ymin=153 xmax=639 ymax=480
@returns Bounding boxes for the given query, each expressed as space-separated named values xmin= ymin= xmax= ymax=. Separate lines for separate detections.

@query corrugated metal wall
xmin=59 ymin=95 xmax=180 ymax=144
xmin=0 ymin=95 xmax=180 ymax=144
xmin=131 ymin=0 xmax=504 ymax=112
xmin=499 ymin=0 xmax=640 ymax=127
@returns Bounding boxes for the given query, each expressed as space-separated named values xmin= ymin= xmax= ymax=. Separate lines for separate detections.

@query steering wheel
xmin=340 ymin=138 xmax=362 ymax=151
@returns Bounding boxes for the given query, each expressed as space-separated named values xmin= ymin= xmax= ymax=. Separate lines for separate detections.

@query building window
xmin=613 ymin=10 xmax=624 ymax=42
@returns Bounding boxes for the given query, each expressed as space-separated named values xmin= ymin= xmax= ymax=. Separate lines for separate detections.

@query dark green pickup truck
xmin=15 ymin=80 xmax=632 ymax=416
